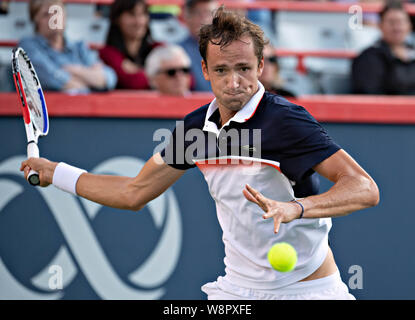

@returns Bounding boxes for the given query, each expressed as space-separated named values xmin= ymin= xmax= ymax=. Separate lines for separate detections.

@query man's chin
xmin=224 ymin=101 xmax=244 ymax=112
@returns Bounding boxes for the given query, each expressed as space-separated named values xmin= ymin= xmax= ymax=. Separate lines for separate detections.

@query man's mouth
xmin=224 ymin=92 xmax=244 ymax=96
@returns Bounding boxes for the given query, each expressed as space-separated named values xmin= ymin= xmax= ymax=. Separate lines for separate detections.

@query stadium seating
xmin=273 ymin=10 xmax=352 ymax=93
xmin=149 ymin=16 xmax=189 ymax=44
xmin=274 ymin=11 xmax=350 ymax=50
xmin=346 ymin=25 xmax=382 ymax=53
xmin=0 ymin=0 xmax=414 ymax=95
xmin=0 ymin=1 xmax=32 ymax=64
xmin=65 ymin=16 xmax=110 ymax=44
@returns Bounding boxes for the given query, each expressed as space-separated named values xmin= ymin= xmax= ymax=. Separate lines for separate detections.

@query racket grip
xmin=27 ymin=142 xmax=40 ymax=186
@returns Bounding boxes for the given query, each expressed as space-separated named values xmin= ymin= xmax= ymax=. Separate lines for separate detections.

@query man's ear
xmin=257 ymin=57 xmax=264 ymax=77
xmin=201 ymin=59 xmax=210 ymax=81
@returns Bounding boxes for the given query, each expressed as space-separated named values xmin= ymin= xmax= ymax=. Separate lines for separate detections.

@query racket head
xmin=11 ymin=47 xmax=49 ymax=138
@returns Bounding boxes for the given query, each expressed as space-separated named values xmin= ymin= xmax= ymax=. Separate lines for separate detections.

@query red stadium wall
xmin=1 ymin=92 xmax=415 ymax=124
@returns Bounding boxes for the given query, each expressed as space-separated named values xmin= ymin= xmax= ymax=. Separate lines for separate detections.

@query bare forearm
xmin=66 ymin=64 xmax=107 ymax=89
xmin=76 ymin=174 xmax=142 ymax=211
xmin=83 ymin=67 xmax=107 ymax=89
xmin=300 ymin=175 xmax=379 ymax=219
xmin=76 ymin=69 xmax=106 ymax=89
xmin=63 ymin=77 xmax=88 ymax=91
xmin=75 ymin=154 xmax=184 ymax=212
xmin=243 ymin=150 xmax=380 ymax=233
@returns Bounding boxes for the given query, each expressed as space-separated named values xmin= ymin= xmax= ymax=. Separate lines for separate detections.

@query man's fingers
xmin=243 ymin=188 xmax=260 ymax=205
xmin=245 ymin=184 xmax=258 ymax=196
xmin=23 ymin=166 xmax=30 ymax=180
xmin=20 ymin=159 xmax=39 ymax=180
xmin=20 ymin=160 xmax=29 ymax=171
xmin=245 ymin=184 xmax=269 ymax=212
xmin=255 ymin=192 xmax=268 ymax=206
xmin=273 ymin=215 xmax=283 ymax=234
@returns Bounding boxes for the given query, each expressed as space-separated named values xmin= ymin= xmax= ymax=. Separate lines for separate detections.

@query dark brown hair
xmin=380 ymin=1 xmax=408 ymax=22
xmin=106 ymin=0 xmax=154 ymax=66
xmin=198 ymin=6 xmax=268 ymax=66
xmin=185 ymin=0 xmax=213 ymax=11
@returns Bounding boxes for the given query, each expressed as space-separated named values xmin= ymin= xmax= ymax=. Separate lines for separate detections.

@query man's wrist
xmin=52 ymin=162 xmax=87 ymax=195
xmin=291 ymin=199 xmax=305 ymax=219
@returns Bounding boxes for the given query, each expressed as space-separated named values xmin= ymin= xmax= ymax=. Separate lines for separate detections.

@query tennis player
xmin=20 ymin=7 xmax=379 ymax=300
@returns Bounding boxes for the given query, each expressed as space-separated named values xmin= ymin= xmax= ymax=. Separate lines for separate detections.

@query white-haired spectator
xmin=145 ymin=45 xmax=192 ymax=96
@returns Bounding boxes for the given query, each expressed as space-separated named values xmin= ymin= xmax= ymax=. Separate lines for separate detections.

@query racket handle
xmin=27 ymin=142 xmax=40 ymax=186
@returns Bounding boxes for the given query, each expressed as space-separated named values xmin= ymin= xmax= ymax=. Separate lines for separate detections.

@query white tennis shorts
xmin=201 ymin=270 xmax=355 ymax=300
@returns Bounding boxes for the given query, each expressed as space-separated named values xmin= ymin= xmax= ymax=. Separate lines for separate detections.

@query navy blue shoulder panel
xmin=160 ymin=103 xmax=210 ymax=170
xmin=249 ymin=92 xmax=341 ymax=182
xmin=182 ymin=103 xmax=210 ymax=129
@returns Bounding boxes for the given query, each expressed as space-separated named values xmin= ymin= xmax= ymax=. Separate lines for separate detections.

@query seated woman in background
xmin=99 ymin=0 xmax=163 ymax=90
xmin=351 ymin=1 xmax=415 ymax=95
xmin=19 ymin=0 xmax=117 ymax=94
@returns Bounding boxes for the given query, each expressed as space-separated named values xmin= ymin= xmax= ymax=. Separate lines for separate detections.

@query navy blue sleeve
xmin=293 ymin=173 xmax=320 ymax=198
xmin=278 ymin=104 xmax=341 ymax=182
xmin=160 ymin=119 xmax=197 ymax=170
xmin=159 ymin=104 xmax=211 ymax=170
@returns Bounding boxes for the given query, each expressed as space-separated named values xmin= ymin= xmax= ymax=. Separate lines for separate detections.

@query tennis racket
xmin=11 ymin=47 xmax=49 ymax=186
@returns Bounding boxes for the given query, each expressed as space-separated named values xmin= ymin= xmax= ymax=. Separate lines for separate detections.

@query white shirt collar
xmin=203 ymin=81 xmax=265 ymax=135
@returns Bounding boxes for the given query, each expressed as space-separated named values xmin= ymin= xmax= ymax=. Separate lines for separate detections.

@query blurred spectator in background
xmin=351 ymin=1 xmax=415 ymax=94
xmin=99 ymin=0 xmax=162 ymax=90
xmin=178 ymin=0 xmax=217 ymax=92
xmin=19 ymin=0 xmax=117 ymax=93
xmin=358 ymin=0 xmax=386 ymax=27
xmin=145 ymin=45 xmax=192 ymax=96
xmin=259 ymin=43 xmax=296 ymax=97
xmin=0 ymin=1 xmax=9 ymax=15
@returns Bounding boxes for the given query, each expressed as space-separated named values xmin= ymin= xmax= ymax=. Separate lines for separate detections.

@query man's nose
xmin=226 ymin=72 xmax=240 ymax=89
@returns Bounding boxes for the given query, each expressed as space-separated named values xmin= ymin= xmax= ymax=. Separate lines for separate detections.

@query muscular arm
xmin=244 ymin=149 xmax=380 ymax=233
xmin=21 ymin=153 xmax=185 ymax=212
xmin=299 ymin=149 xmax=379 ymax=218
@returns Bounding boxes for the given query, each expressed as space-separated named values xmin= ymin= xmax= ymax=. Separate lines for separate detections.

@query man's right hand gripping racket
xmin=12 ymin=47 xmax=49 ymax=186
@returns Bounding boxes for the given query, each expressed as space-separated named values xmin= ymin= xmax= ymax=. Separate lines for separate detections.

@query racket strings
xmin=18 ymin=54 xmax=44 ymax=132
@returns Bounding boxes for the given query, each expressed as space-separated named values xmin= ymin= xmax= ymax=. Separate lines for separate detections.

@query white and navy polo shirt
xmin=161 ymin=82 xmax=341 ymax=289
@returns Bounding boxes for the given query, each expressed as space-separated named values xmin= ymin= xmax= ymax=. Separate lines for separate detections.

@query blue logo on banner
xmin=0 ymin=156 xmax=182 ymax=299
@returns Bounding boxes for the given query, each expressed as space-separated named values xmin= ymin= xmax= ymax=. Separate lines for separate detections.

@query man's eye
xmin=241 ymin=67 xmax=250 ymax=72
xmin=215 ymin=68 xmax=224 ymax=73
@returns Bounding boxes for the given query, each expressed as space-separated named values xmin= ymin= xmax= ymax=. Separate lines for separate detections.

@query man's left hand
xmin=243 ymin=184 xmax=303 ymax=234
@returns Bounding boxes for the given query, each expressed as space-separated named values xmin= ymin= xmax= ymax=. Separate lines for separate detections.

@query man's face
xmin=202 ymin=36 xmax=264 ymax=113
xmin=380 ymin=9 xmax=411 ymax=46
xmin=185 ymin=2 xmax=217 ymax=39
xmin=153 ymin=56 xmax=191 ymax=96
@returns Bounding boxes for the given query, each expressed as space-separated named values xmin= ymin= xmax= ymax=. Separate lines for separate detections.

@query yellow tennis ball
xmin=267 ymin=242 xmax=297 ymax=272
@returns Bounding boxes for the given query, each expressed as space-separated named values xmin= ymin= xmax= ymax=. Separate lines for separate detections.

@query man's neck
xmin=218 ymin=107 xmax=237 ymax=128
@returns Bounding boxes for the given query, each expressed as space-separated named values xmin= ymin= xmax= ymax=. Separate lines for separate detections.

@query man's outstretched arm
xmin=20 ymin=153 xmax=185 ymax=212
xmin=243 ymin=149 xmax=380 ymax=233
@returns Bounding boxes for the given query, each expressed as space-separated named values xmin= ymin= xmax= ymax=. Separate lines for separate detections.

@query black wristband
xmin=291 ymin=199 xmax=304 ymax=219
